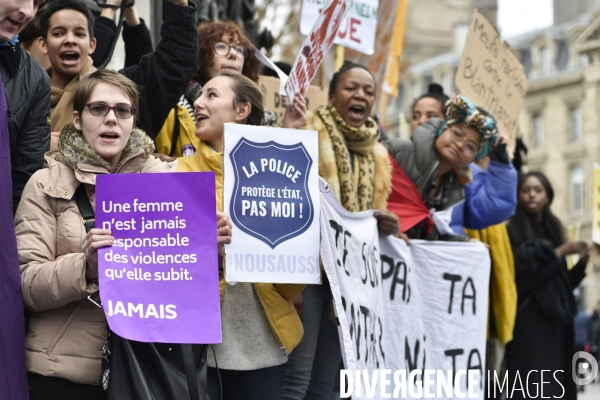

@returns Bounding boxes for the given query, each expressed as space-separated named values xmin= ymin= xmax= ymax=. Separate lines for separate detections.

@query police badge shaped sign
xmin=224 ymin=123 xmax=320 ymax=284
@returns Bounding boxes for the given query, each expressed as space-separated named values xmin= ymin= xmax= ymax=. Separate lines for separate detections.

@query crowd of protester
xmin=0 ymin=0 xmax=596 ymax=399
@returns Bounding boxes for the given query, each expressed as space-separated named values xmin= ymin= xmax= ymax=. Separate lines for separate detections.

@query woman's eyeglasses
xmin=213 ymin=42 xmax=248 ymax=59
xmin=85 ymin=102 xmax=137 ymax=119
xmin=449 ymin=126 xmax=480 ymax=158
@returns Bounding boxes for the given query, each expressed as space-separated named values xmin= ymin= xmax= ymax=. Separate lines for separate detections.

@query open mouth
xmin=60 ymin=52 xmax=80 ymax=65
xmin=195 ymin=113 xmax=208 ymax=124
xmin=100 ymin=132 xmax=119 ymax=141
xmin=348 ymin=105 xmax=365 ymax=120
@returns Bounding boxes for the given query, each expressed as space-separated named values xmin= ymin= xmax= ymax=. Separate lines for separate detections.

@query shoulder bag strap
xmin=181 ymin=344 xmax=201 ymax=400
xmin=170 ymin=105 xmax=181 ymax=157
xmin=74 ymin=183 xmax=95 ymax=233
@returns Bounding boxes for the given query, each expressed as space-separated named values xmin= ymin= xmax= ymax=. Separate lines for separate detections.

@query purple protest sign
xmin=96 ymin=172 xmax=221 ymax=344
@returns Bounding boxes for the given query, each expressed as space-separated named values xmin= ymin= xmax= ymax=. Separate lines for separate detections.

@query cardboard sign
xmin=455 ymin=10 xmax=529 ymax=137
xmin=301 ymin=0 xmax=378 ymax=55
xmin=258 ymin=75 xmax=328 ymax=123
xmin=96 ymin=172 xmax=221 ymax=344
xmin=320 ymin=178 xmax=490 ymax=399
xmin=286 ymin=0 xmax=348 ymax=105
xmin=223 ymin=123 xmax=321 ymax=284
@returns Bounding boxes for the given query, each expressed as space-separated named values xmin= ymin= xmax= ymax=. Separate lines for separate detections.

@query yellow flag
xmin=381 ymin=0 xmax=408 ymax=97
xmin=594 ymin=164 xmax=600 ymax=244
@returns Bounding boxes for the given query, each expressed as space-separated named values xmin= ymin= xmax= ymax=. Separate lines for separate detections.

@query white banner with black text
xmin=319 ymin=178 xmax=490 ymax=399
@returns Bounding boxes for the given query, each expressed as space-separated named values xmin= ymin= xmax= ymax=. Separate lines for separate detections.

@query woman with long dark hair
xmin=506 ymin=171 xmax=589 ymax=400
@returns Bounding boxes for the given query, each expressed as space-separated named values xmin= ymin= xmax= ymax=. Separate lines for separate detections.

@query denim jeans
xmin=280 ymin=280 xmax=342 ymax=400
xmin=207 ymin=364 xmax=284 ymax=400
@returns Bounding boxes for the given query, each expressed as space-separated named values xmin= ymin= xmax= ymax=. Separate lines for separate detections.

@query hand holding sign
xmin=82 ymin=228 xmax=114 ymax=282
xmin=217 ymin=211 xmax=232 ymax=265
xmin=282 ymin=95 xmax=308 ymax=130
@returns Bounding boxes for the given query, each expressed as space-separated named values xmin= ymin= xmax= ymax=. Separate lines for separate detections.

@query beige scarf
xmin=58 ymin=122 xmax=155 ymax=172
xmin=48 ymin=57 xmax=97 ymax=133
xmin=307 ymin=103 xmax=391 ymax=212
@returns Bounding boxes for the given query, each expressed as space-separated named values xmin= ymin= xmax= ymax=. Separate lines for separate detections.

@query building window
xmin=579 ymin=53 xmax=589 ymax=68
xmin=532 ymin=113 xmax=544 ymax=148
xmin=441 ymin=72 xmax=453 ymax=94
xmin=540 ymin=46 xmax=550 ymax=75
xmin=570 ymin=164 xmax=584 ymax=213
xmin=570 ymin=105 xmax=583 ymax=142
xmin=411 ymin=81 xmax=421 ymax=100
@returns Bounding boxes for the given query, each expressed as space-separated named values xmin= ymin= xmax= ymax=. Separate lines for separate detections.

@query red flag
xmin=387 ymin=154 xmax=433 ymax=233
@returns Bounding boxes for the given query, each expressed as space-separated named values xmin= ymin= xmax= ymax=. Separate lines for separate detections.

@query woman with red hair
xmin=155 ymin=21 xmax=262 ymax=157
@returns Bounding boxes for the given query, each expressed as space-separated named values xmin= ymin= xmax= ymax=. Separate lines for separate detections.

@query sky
xmin=498 ymin=0 xmax=554 ymax=38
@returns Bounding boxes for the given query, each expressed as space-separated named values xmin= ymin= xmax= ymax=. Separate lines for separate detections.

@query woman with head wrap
xmin=404 ymin=85 xmax=517 ymax=234
xmin=385 ymin=94 xmax=501 ymax=240
xmin=505 ymin=171 xmax=589 ymax=400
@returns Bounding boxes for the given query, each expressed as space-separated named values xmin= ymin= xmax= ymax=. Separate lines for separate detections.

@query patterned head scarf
xmin=437 ymin=95 xmax=499 ymax=160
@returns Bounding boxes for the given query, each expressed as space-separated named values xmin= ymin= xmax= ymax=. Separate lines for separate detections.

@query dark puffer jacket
xmin=0 ymin=45 xmax=51 ymax=213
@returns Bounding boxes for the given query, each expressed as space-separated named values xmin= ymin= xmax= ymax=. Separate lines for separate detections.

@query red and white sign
xmin=301 ymin=0 xmax=378 ymax=55
xmin=286 ymin=0 xmax=348 ymax=105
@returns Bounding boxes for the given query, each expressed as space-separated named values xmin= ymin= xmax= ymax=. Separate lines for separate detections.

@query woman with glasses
xmin=406 ymin=83 xmax=517 ymax=236
xmin=384 ymin=94 xmax=500 ymax=240
xmin=15 ymin=69 xmax=232 ymax=400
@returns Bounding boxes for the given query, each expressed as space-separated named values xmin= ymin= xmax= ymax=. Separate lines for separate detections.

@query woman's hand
xmin=282 ymin=96 xmax=307 ymax=129
xmin=217 ymin=211 xmax=233 ymax=245
xmin=556 ymin=240 xmax=588 ymax=258
xmin=374 ymin=211 xmax=398 ymax=236
xmin=374 ymin=211 xmax=411 ymax=245
xmin=82 ymin=228 xmax=114 ymax=282
xmin=217 ymin=212 xmax=233 ymax=266
xmin=291 ymin=293 xmax=304 ymax=320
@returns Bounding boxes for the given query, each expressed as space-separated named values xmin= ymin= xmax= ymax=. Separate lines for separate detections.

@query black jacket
xmin=0 ymin=45 xmax=51 ymax=214
xmin=506 ymin=220 xmax=585 ymax=322
xmin=119 ymin=0 xmax=199 ymax=141
xmin=92 ymin=16 xmax=154 ymax=69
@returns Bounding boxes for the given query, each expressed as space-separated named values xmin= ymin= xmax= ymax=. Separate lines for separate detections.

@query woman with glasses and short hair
xmin=15 ymin=69 xmax=232 ymax=400
xmin=384 ymin=95 xmax=500 ymax=240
